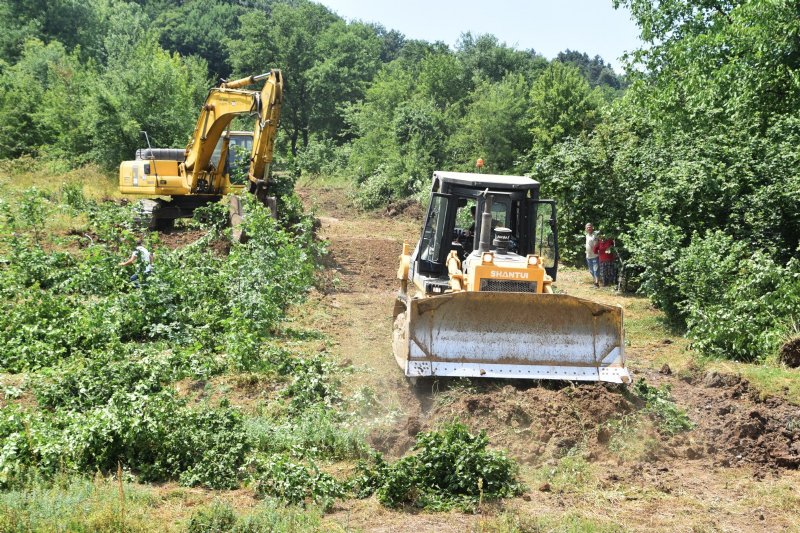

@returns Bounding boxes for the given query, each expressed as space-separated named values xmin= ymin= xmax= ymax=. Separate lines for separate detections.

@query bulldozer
xmin=119 ymin=71 xmax=283 ymax=230
xmin=394 ymin=171 xmax=629 ymax=384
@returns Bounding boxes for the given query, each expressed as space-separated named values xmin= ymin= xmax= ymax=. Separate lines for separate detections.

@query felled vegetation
xmin=354 ymin=422 xmax=524 ymax=511
xmin=0 ymin=181 xmax=526 ymax=525
xmin=0 ymin=185 xmax=325 ymax=491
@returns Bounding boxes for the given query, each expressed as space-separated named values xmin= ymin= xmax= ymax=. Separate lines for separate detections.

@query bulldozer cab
xmin=413 ymin=171 xmax=559 ymax=288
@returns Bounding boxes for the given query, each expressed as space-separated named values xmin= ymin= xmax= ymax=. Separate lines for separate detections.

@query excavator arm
xmin=182 ymin=70 xmax=283 ymax=202
xmin=244 ymin=71 xmax=283 ymax=203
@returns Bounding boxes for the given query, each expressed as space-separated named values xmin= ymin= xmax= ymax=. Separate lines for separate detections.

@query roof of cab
xmin=433 ymin=171 xmax=539 ymax=190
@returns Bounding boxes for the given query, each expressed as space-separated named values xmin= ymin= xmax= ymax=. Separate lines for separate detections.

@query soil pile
xmin=677 ymin=372 xmax=800 ymax=472
xmin=779 ymin=337 xmax=800 ymax=368
xmin=372 ymin=382 xmax=638 ymax=462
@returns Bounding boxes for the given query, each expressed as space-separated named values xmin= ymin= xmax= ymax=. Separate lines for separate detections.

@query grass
xmin=477 ymin=511 xmax=626 ymax=532
xmin=0 ymin=475 xmax=156 ymax=533
xmin=0 ymin=157 xmax=118 ymax=199
xmin=605 ymin=413 xmax=663 ymax=462
xmin=532 ymin=448 xmax=594 ymax=494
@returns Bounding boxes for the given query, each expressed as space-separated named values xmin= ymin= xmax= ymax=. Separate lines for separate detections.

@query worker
xmin=585 ymin=223 xmax=599 ymax=287
xmin=119 ymin=239 xmax=154 ymax=285
xmin=593 ymin=233 xmax=616 ymax=287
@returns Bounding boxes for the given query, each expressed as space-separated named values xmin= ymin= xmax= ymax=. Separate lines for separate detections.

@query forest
xmin=1 ymin=0 xmax=799 ymax=530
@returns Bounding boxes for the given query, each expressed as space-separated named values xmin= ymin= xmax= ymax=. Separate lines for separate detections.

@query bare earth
xmin=296 ymin=184 xmax=800 ymax=532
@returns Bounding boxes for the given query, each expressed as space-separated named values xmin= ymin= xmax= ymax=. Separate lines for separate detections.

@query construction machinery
xmin=394 ymin=171 xmax=629 ymax=384
xmin=119 ymin=71 xmax=283 ymax=230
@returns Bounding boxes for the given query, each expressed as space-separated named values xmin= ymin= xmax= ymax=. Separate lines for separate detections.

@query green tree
xmin=84 ymin=34 xmax=209 ymax=168
xmin=228 ymin=2 xmax=339 ymax=155
xmin=0 ymin=39 xmax=92 ymax=163
xmin=527 ymin=61 xmax=601 ymax=158
xmin=308 ymin=21 xmax=382 ymax=140
xmin=457 ymin=33 xmax=547 ymax=83
xmin=155 ymin=0 xmax=247 ymax=78
xmin=449 ymin=73 xmax=531 ymax=173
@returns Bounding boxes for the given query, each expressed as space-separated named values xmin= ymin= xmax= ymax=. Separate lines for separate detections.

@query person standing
xmin=594 ymin=234 xmax=616 ymax=287
xmin=585 ymin=223 xmax=599 ymax=287
xmin=119 ymin=239 xmax=154 ymax=285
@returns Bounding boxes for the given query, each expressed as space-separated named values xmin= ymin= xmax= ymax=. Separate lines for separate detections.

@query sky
xmin=316 ymin=0 xmax=642 ymax=72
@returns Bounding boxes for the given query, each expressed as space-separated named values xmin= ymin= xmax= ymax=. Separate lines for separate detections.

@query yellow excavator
xmin=119 ymin=71 xmax=283 ymax=230
xmin=395 ymin=171 xmax=629 ymax=383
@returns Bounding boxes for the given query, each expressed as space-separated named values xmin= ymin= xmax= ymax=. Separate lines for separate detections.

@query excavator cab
xmin=394 ymin=171 xmax=629 ymax=384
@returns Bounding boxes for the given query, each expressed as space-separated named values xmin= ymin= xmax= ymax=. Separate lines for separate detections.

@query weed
xmin=605 ymin=413 xmax=662 ymax=462
xmin=535 ymin=448 xmax=592 ymax=494
xmin=481 ymin=511 xmax=625 ymax=532
xmin=186 ymin=501 xmax=236 ymax=533
xmin=632 ymin=379 xmax=695 ymax=435
xmin=246 ymin=405 xmax=367 ymax=460
xmin=187 ymin=499 xmax=324 ymax=533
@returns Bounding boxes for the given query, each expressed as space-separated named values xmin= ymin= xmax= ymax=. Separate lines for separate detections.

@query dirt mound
xmin=385 ymin=199 xmax=423 ymax=219
xmin=158 ymin=228 xmax=207 ymax=249
xmin=672 ymin=372 xmax=800 ymax=473
xmin=373 ymin=382 xmax=637 ymax=462
xmin=779 ymin=337 xmax=800 ymax=368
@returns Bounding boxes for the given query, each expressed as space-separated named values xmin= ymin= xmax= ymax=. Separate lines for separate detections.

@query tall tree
xmin=228 ymin=1 xmax=339 ymax=155
xmin=527 ymin=61 xmax=601 ymax=158
xmin=155 ymin=0 xmax=247 ymax=78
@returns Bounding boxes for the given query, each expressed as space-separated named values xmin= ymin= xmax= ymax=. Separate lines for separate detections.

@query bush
xmin=355 ymin=422 xmax=523 ymax=511
xmin=686 ymin=254 xmax=800 ymax=362
xmin=252 ymin=454 xmax=345 ymax=509
xmin=0 ymin=392 xmax=250 ymax=489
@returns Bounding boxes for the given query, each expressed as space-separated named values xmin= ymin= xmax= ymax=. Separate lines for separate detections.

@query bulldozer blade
xmin=393 ymin=292 xmax=629 ymax=383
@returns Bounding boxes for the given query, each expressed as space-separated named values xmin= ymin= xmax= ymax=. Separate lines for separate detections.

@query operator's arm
xmin=119 ymin=251 xmax=137 ymax=267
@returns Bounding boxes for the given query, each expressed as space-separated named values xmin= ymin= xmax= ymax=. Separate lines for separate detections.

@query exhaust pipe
xmin=477 ymin=191 xmax=493 ymax=254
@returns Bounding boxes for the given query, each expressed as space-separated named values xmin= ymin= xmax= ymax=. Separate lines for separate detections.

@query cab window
xmin=419 ymin=195 xmax=449 ymax=264
xmin=533 ymin=202 xmax=556 ymax=268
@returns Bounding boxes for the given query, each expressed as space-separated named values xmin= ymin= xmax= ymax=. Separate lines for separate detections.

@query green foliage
xmin=684 ymin=253 xmax=800 ymax=362
xmin=449 ymin=73 xmax=531 ymax=173
xmin=252 ymin=454 xmax=345 ymax=509
xmin=0 ymin=191 xmax=323 ymax=490
xmin=187 ymin=499 xmax=323 ymax=533
xmin=187 ymin=501 xmax=237 ymax=533
xmin=528 ymin=61 xmax=602 ymax=158
xmin=154 ymin=0 xmax=245 ymax=78
xmin=246 ymin=406 xmax=367 ymax=461
xmin=355 ymin=422 xmax=523 ymax=511
xmin=0 ymin=392 xmax=249 ymax=489
xmin=633 ymin=379 xmax=694 ymax=436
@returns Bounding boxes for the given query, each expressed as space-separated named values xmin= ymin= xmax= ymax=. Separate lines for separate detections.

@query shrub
xmin=355 ymin=422 xmax=523 ymax=511
xmin=252 ymin=454 xmax=345 ymax=509
xmin=0 ymin=392 xmax=250 ymax=490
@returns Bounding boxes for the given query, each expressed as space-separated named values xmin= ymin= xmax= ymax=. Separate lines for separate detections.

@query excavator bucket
xmin=393 ymin=292 xmax=629 ymax=384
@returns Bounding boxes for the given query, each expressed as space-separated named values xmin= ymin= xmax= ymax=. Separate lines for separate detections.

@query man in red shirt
xmin=593 ymin=234 xmax=616 ymax=287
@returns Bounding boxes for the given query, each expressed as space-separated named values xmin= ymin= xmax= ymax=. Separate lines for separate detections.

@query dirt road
xmin=298 ymin=184 xmax=800 ymax=532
